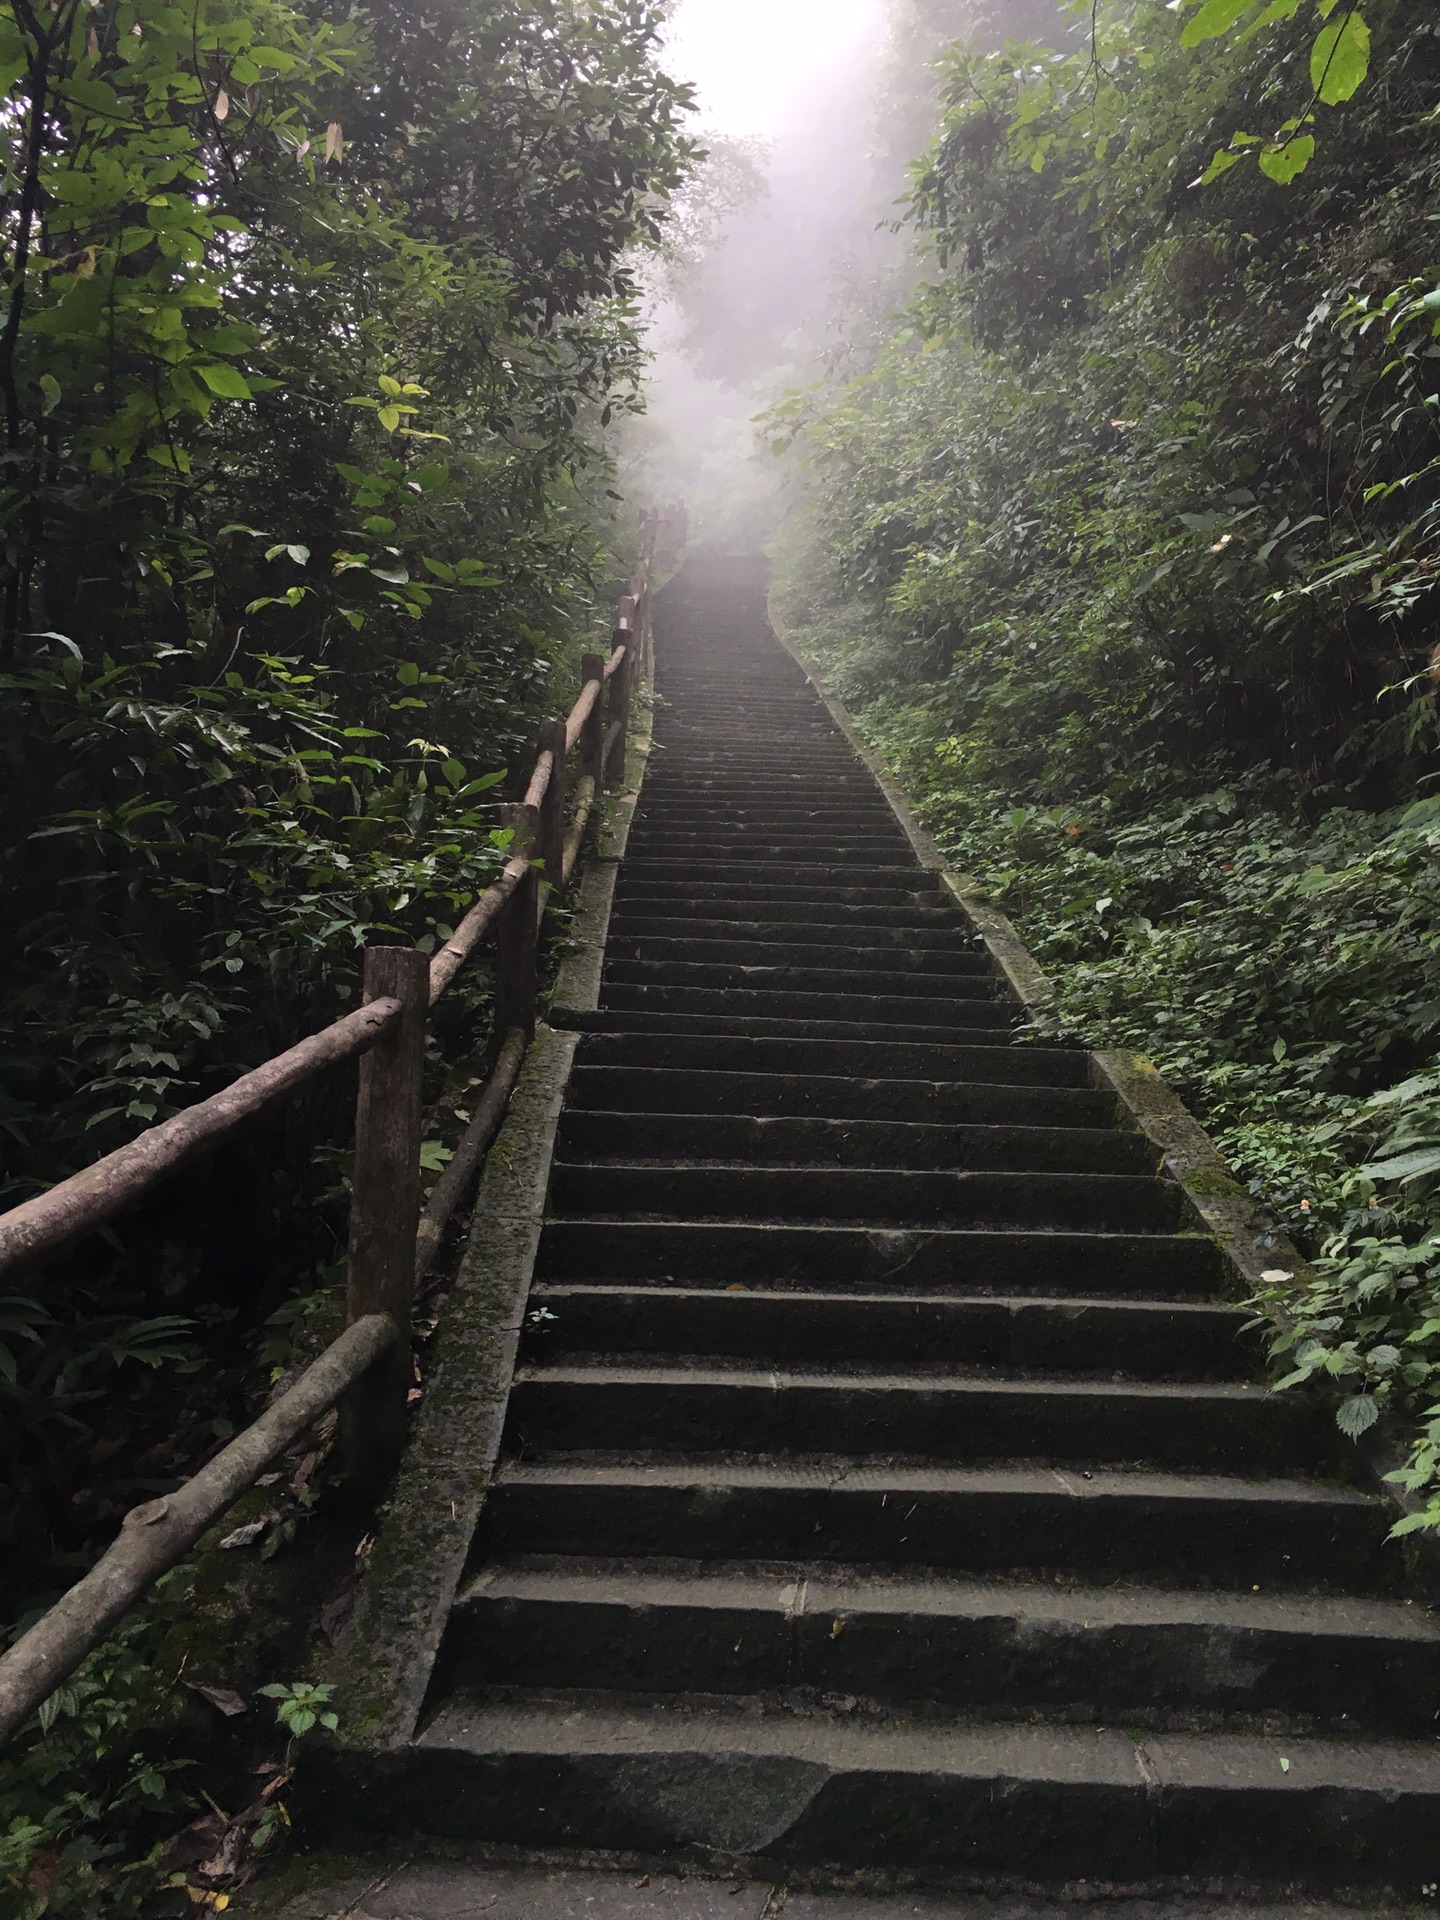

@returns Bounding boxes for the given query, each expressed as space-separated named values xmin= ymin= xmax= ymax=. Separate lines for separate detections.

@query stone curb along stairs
xmin=308 ymin=554 xmax=1440 ymax=1897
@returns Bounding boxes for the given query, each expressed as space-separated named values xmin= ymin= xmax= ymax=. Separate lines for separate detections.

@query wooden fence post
xmin=579 ymin=651 xmax=605 ymax=789
xmin=607 ymin=629 xmax=632 ymax=783
xmin=495 ymin=801 xmax=540 ymax=1039
xmin=340 ymin=944 xmax=429 ymax=1499
xmin=534 ymin=718 xmax=566 ymax=915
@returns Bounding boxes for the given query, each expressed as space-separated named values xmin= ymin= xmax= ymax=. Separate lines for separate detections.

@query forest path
xmin=312 ymin=554 xmax=1440 ymax=1896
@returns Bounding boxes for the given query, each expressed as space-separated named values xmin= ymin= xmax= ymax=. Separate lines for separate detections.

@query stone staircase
xmin=358 ymin=556 xmax=1440 ymax=1890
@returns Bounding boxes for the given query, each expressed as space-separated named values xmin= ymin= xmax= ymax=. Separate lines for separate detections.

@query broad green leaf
xmin=1197 ymin=147 xmax=1242 ymax=184
xmin=197 ymin=363 xmax=253 ymax=399
xmin=1361 ymin=1146 xmax=1440 ymax=1184
xmin=1388 ymin=1510 xmax=1440 ymax=1538
xmin=1310 ymin=8 xmax=1370 ymax=105
xmin=1335 ymin=1394 xmax=1380 ymax=1439
xmin=1235 ymin=0 xmax=1303 ymax=40
xmin=1258 ymin=135 xmax=1315 ymax=183
xmin=1181 ymin=0 xmax=1255 ymax=48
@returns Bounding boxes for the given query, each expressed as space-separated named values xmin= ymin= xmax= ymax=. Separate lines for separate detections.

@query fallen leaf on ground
xmin=186 ymin=1681 xmax=247 ymax=1717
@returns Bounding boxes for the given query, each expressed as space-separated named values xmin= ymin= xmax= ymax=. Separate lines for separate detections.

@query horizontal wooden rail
xmin=564 ymin=673 xmax=602 ymax=754
xmin=561 ymin=774 xmax=597 ymax=884
xmin=413 ymin=1030 xmax=528 ymax=1285
xmin=0 ymin=1312 xmax=400 ymax=1748
xmin=428 ymin=637 xmax=627 ymax=1005
xmin=0 ymin=503 xmax=677 ymax=1751
xmin=0 ymin=998 xmax=403 ymax=1280
xmin=428 ymin=852 xmax=529 ymax=1005
xmin=523 ymin=749 xmax=555 ymax=812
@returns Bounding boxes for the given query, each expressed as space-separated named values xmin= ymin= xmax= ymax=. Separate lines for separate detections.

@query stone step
xmin=382 ymin=1694 xmax=1440 ymax=1879
xmin=619 ymin=859 xmax=923 ymax=885
xmin=546 ymin=1164 xmax=1186 ymax=1234
xmin=563 ymin=1066 xmax=1119 ymax=1129
xmin=639 ymin=747 xmax=860 ymax=764
xmin=504 ymin=1364 xmax=1324 ymax=1472
xmin=611 ymin=883 xmax=953 ymax=918
xmin=638 ymin=773 xmax=883 ymax=792
xmin=605 ymin=914 xmax=979 ymax=951
xmin=555 ymin=1110 xmax=1156 ymax=1173
xmin=534 ymin=1220 xmax=1225 ymax=1296
xmin=574 ymin=1030 xmax=1087 ymax=1085
xmin=629 ymin=813 xmax=909 ymax=834
xmin=633 ymin=814 xmax=913 ymax=837
xmin=633 ymin=774 xmax=886 ymax=790
xmin=603 ymin=939 xmax=993 ymax=976
xmin=482 ymin=1459 xmax=1393 ymax=1591
xmin=625 ymin=835 xmax=917 ymax=860
xmin=559 ymin=1009 xmax=1028 ymax=1048
xmin=525 ymin=1285 xmax=1258 ymax=1378
xmin=443 ymin=1560 xmax=1440 ymax=1733
xmin=596 ymin=984 xmax=1016 ymax=1031
xmin=602 ymin=958 xmax=1001 ymax=996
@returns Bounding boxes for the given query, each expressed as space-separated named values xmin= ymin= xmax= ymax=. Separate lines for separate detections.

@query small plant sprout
xmin=256 ymin=1680 xmax=338 ymax=1739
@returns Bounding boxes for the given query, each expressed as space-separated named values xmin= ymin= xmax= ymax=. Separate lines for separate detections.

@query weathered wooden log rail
xmin=0 ymin=508 xmax=676 ymax=1749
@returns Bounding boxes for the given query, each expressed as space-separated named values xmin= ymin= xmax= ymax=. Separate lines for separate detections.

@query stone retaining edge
xmin=323 ymin=1022 xmax=579 ymax=1751
xmin=549 ymin=622 xmax=657 ymax=1018
xmin=322 ymin=623 xmax=660 ymax=1753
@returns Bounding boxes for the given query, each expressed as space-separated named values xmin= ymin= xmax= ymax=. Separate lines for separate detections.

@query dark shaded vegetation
xmin=0 ymin=1 xmax=690 ymax=1909
xmin=774 ymin=0 xmax=1440 ymax=1521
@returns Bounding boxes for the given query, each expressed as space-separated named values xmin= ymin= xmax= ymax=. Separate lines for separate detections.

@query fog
xmin=621 ymin=0 xmax=1066 ymax=549
xmin=625 ymin=0 xmax=899 ymax=549
xmin=605 ymin=2 xmax=922 ymax=548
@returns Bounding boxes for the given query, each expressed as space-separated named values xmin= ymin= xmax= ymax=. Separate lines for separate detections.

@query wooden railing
xmin=0 ymin=508 xmax=674 ymax=1748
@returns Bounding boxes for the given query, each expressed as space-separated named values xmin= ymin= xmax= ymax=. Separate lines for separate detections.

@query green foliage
xmin=1182 ymin=0 xmax=1373 ymax=180
xmin=0 ymin=0 xmax=692 ymax=1585
xmin=0 ymin=1585 xmax=193 ymax=1919
xmin=1254 ymin=1237 xmax=1440 ymax=1448
xmin=774 ymin=0 xmax=1440 ymax=1533
xmin=0 ymin=1 xmax=693 ymax=1903
xmin=254 ymin=1681 xmax=336 ymax=1741
xmin=1361 ymin=1069 xmax=1440 ymax=1195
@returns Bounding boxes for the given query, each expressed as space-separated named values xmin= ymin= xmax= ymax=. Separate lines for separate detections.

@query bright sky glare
xmin=661 ymin=0 xmax=881 ymax=138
